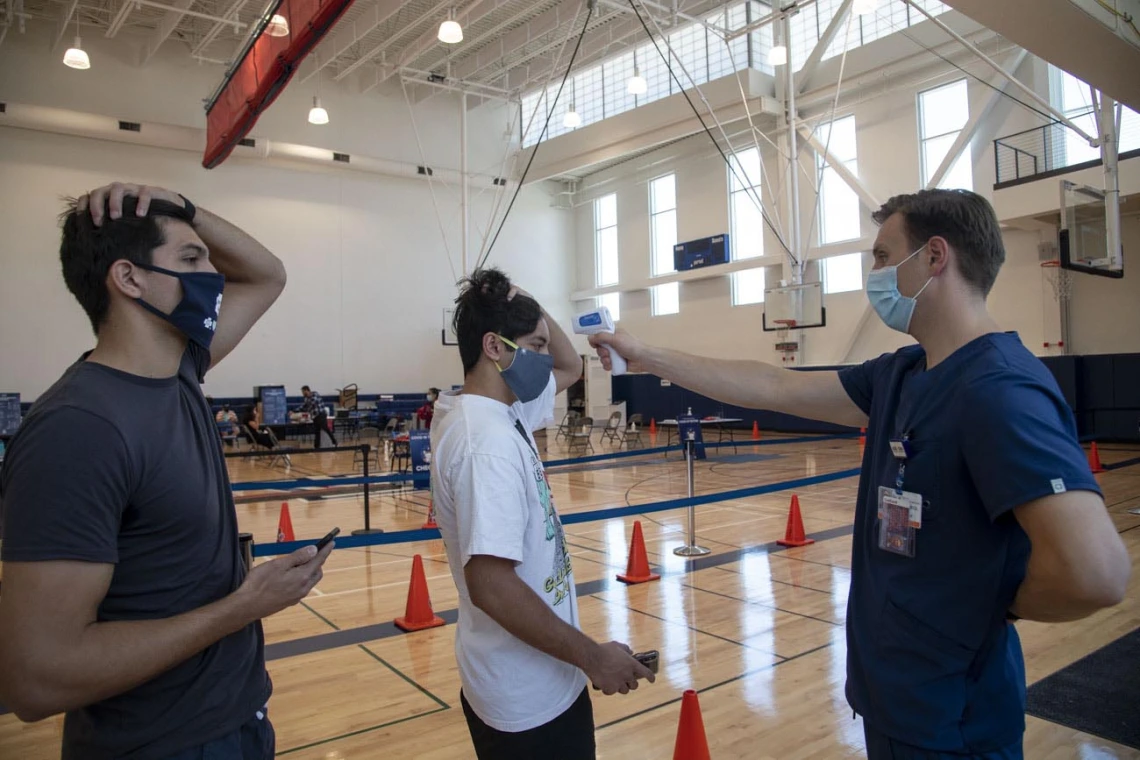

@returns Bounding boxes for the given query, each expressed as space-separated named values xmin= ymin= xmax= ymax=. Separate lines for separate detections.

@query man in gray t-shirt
xmin=0 ymin=183 xmax=334 ymax=760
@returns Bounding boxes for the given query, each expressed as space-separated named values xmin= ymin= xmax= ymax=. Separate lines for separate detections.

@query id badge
xmin=877 ymin=486 xmax=923 ymax=558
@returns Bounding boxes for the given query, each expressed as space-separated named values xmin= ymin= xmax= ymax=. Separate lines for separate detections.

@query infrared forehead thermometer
xmin=572 ymin=306 xmax=627 ymax=376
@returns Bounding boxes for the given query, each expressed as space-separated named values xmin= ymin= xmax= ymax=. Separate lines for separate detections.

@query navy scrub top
xmin=837 ymin=332 xmax=1101 ymax=752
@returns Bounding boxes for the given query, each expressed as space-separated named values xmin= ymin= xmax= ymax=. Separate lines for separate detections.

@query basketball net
xmin=1041 ymin=261 xmax=1073 ymax=302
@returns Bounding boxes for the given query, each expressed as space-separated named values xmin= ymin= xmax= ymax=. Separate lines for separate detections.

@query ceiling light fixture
xmin=563 ymin=106 xmax=581 ymax=128
xmin=308 ymin=96 xmax=329 ymax=125
xmin=627 ymin=67 xmax=647 ymax=95
xmin=266 ymin=13 xmax=290 ymax=37
xmin=438 ymin=9 xmax=463 ymax=44
xmin=63 ymin=13 xmax=89 ymax=70
xmin=768 ymin=44 xmax=787 ymax=66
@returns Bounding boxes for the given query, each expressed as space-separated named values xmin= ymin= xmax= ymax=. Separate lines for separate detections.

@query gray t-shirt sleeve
xmin=0 ymin=406 xmax=132 ymax=564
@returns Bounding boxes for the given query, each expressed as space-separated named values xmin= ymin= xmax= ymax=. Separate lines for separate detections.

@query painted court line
xmin=264 ymin=524 xmax=854 ymax=662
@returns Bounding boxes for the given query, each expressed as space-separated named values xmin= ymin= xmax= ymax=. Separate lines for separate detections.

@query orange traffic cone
xmin=395 ymin=554 xmax=445 ymax=632
xmin=1089 ymin=442 xmax=1105 ymax=474
xmin=422 ymin=498 xmax=438 ymax=530
xmin=650 ymin=418 xmax=658 ymax=439
xmin=776 ymin=494 xmax=814 ymax=547
xmin=672 ymin=689 xmax=711 ymax=760
xmin=859 ymin=427 xmax=866 ymax=455
xmin=617 ymin=521 xmax=660 ymax=584
xmin=751 ymin=421 xmax=761 ymax=441
xmin=276 ymin=502 xmax=295 ymax=543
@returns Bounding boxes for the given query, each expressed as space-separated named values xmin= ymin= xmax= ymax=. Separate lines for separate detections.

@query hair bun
xmin=466 ymin=267 xmax=512 ymax=301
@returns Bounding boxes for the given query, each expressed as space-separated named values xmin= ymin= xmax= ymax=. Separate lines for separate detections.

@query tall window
xmin=649 ymin=174 xmax=679 ymax=316
xmin=815 ymin=115 xmax=860 ymax=245
xmin=918 ymin=79 xmax=972 ymax=190
xmin=1051 ymin=65 xmax=1140 ymax=166
xmin=594 ymin=193 xmax=620 ymax=321
xmin=728 ymin=147 xmax=765 ymax=306
xmin=822 ymin=252 xmax=863 ymax=294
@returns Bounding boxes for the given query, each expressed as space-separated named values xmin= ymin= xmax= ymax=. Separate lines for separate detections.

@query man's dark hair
xmin=59 ymin=195 xmax=195 ymax=333
xmin=453 ymin=268 xmax=542 ymax=374
xmin=301 ymin=385 xmax=311 ymax=393
xmin=871 ymin=188 xmax=1005 ymax=296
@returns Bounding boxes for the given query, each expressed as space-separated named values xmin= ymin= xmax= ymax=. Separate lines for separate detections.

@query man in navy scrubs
xmin=586 ymin=188 xmax=1130 ymax=758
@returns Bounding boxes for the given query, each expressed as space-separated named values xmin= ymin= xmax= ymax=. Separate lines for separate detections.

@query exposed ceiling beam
xmin=450 ymin=1 xmax=593 ymax=82
xmin=795 ymin=0 xmax=852 ymax=94
xmin=333 ymin=0 xmax=455 ymax=82
xmin=380 ymin=0 xmax=548 ymax=88
xmin=106 ymin=0 xmax=135 ymax=38
xmin=297 ymin=0 xmax=409 ymax=85
xmin=925 ymin=48 xmax=1029 ymax=189
xmin=53 ymin=0 xmax=79 ymax=51
xmin=143 ymin=0 xmax=194 ymax=64
xmin=191 ymin=0 xmax=248 ymax=57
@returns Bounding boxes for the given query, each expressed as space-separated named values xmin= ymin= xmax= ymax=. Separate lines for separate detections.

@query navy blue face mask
xmin=135 ymin=263 xmax=225 ymax=350
xmin=495 ymin=335 xmax=553 ymax=404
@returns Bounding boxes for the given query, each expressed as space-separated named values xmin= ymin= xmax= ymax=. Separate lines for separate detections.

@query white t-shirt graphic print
xmin=430 ymin=374 xmax=586 ymax=732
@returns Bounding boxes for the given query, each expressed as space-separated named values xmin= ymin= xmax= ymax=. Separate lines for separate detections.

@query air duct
xmin=0 ymin=101 xmax=507 ymax=188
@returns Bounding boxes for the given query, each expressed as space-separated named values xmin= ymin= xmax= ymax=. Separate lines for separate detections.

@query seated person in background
xmin=416 ymin=387 xmax=441 ymax=430
xmin=243 ymin=404 xmax=277 ymax=450
xmin=216 ymin=403 xmax=239 ymax=446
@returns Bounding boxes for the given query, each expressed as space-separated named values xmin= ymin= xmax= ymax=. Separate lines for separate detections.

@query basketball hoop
xmin=1040 ymin=260 xmax=1073 ymax=302
xmin=773 ymin=319 xmax=799 ymax=364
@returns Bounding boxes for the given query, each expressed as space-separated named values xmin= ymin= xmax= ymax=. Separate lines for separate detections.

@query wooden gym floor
xmin=2 ymin=431 xmax=1138 ymax=759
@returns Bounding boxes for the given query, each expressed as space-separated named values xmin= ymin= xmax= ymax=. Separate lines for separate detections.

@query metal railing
xmin=994 ymin=107 xmax=1140 ymax=186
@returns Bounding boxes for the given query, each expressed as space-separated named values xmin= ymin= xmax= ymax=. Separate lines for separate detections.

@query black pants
xmin=312 ymin=413 xmax=337 ymax=449
xmin=460 ymin=687 xmax=595 ymax=760
xmin=161 ymin=709 xmax=274 ymax=759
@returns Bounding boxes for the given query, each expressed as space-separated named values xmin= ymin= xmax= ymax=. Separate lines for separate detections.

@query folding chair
xmin=567 ymin=417 xmax=594 ymax=456
xmin=619 ymin=414 xmax=645 ymax=450
xmin=600 ymin=411 xmax=623 ymax=445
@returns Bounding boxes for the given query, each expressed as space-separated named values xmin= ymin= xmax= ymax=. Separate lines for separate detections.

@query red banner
xmin=203 ymin=0 xmax=355 ymax=169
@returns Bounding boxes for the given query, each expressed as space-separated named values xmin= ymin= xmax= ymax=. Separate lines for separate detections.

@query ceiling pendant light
xmin=62 ymin=13 xmax=89 ymax=70
xmin=438 ymin=9 xmax=463 ymax=44
xmin=308 ymin=96 xmax=329 ymax=125
xmin=266 ymin=13 xmax=290 ymax=37
xmin=853 ymin=0 xmax=883 ymax=15
xmin=563 ymin=106 xmax=581 ymax=128
xmin=768 ymin=44 xmax=788 ymax=66
xmin=627 ymin=67 xmax=647 ymax=95
xmin=63 ymin=37 xmax=90 ymax=69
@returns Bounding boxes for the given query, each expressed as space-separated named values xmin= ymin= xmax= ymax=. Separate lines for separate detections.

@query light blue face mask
xmin=865 ymin=243 xmax=934 ymax=334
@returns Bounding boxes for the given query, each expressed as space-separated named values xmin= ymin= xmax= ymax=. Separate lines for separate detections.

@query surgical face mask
xmin=135 ymin=263 xmax=225 ymax=350
xmin=865 ymin=243 xmax=933 ymax=334
xmin=495 ymin=335 xmax=553 ymax=404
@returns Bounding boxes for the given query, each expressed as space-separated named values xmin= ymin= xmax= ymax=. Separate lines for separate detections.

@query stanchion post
xmin=674 ymin=432 xmax=710 ymax=557
xmin=352 ymin=443 xmax=384 ymax=536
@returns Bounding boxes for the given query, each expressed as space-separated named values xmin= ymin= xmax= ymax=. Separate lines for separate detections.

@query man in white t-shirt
xmin=431 ymin=268 xmax=655 ymax=759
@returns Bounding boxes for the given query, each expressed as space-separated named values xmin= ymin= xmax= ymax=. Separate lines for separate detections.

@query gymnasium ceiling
xmin=1 ymin=0 xmax=732 ymax=93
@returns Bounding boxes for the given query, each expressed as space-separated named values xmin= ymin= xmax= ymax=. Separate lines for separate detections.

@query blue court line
xmin=251 ymin=466 xmax=861 ymax=557
xmin=231 ymin=434 xmax=858 ymax=493
xmin=1104 ymin=456 xmax=1140 ymax=471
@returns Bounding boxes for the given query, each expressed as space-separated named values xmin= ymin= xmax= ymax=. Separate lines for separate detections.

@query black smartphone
xmin=633 ymin=650 xmax=659 ymax=674
xmin=314 ymin=527 xmax=340 ymax=552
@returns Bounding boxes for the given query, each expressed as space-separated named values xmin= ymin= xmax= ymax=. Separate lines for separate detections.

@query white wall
xmin=566 ymin=49 xmax=1135 ymax=367
xmin=0 ymin=28 xmax=577 ymax=400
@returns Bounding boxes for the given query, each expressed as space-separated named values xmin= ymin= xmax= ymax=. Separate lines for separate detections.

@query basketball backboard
xmin=442 ymin=308 xmax=458 ymax=345
xmin=762 ymin=281 xmax=826 ymax=330
xmin=1059 ymin=180 xmax=1123 ymax=278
